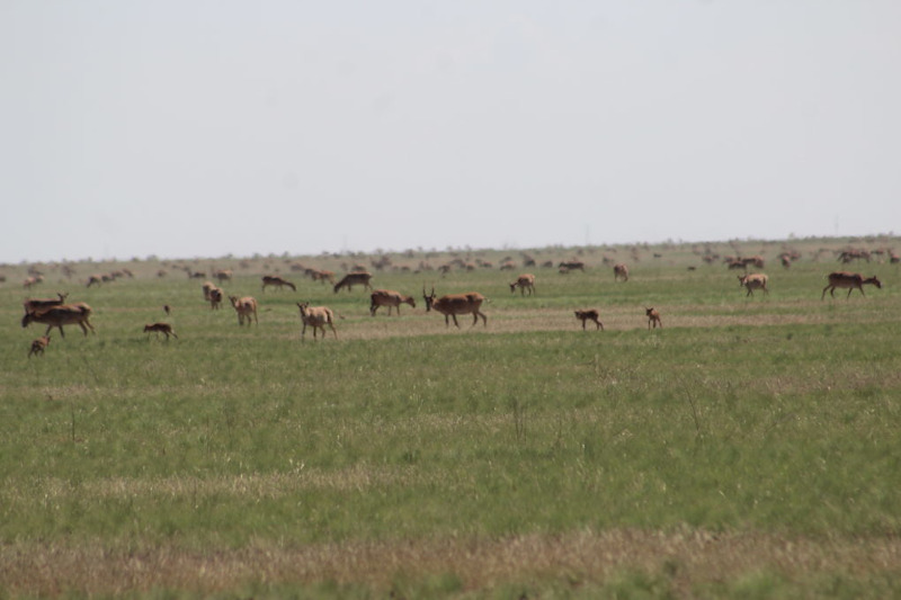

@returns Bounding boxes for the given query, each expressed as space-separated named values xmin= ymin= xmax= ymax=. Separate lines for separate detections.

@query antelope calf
xmin=509 ymin=274 xmax=536 ymax=296
xmin=228 ymin=296 xmax=258 ymax=326
xmin=574 ymin=309 xmax=604 ymax=331
xmin=144 ymin=323 xmax=178 ymax=340
xmin=28 ymin=335 xmax=51 ymax=358
xmin=821 ymin=272 xmax=882 ymax=299
xmin=369 ymin=289 xmax=416 ymax=316
xmin=613 ymin=264 xmax=629 ymax=282
xmin=738 ymin=273 xmax=769 ymax=296
xmin=297 ymin=302 xmax=337 ymax=340
xmin=646 ymin=307 xmax=662 ymax=330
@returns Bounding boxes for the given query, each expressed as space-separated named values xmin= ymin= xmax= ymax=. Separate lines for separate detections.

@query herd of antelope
xmin=14 ymin=251 xmax=891 ymax=356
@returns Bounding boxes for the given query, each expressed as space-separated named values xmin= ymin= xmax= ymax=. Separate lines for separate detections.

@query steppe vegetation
xmin=2 ymin=236 xmax=900 ymax=598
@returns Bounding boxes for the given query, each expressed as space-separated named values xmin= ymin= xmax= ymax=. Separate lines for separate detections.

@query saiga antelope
xmin=22 ymin=303 xmax=95 ymax=338
xmin=144 ymin=323 xmax=178 ymax=340
xmin=423 ymin=287 xmax=488 ymax=328
xmin=738 ymin=273 xmax=769 ymax=297
xmin=297 ymin=302 xmax=337 ymax=340
xmin=369 ymin=289 xmax=416 ymax=316
xmin=28 ymin=335 xmax=51 ymax=358
xmin=228 ymin=296 xmax=258 ymax=326
xmin=334 ymin=272 xmax=373 ymax=293
xmin=821 ymin=272 xmax=882 ymax=299
xmin=509 ymin=274 xmax=536 ymax=296
xmin=574 ymin=309 xmax=604 ymax=331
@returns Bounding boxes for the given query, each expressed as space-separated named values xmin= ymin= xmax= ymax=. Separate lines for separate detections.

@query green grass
xmin=1 ymin=238 xmax=900 ymax=597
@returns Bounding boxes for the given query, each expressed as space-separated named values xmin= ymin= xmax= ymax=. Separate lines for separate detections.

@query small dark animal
xmin=574 ymin=309 xmax=604 ymax=331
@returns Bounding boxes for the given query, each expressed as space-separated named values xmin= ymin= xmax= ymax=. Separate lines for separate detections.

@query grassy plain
xmin=1 ymin=237 xmax=900 ymax=598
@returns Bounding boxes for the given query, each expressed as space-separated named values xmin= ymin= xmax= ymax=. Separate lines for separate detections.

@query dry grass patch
xmin=3 ymin=530 xmax=900 ymax=597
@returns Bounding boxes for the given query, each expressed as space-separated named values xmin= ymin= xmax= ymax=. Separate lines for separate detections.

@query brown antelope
xmin=262 ymin=275 xmax=297 ymax=292
xmin=821 ymin=272 xmax=882 ymax=299
xmin=202 ymin=281 xmax=216 ymax=301
xmin=369 ymin=289 xmax=416 ymax=316
xmin=297 ymin=302 xmax=337 ymax=339
xmin=646 ymin=307 xmax=662 ymax=330
xmin=144 ymin=322 xmax=178 ymax=340
xmin=28 ymin=335 xmax=51 ymax=358
xmin=22 ymin=303 xmax=95 ymax=338
xmin=228 ymin=295 xmax=258 ymax=326
xmin=163 ymin=304 xmax=172 ymax=316
xmin=214 ymin=269 xmax=233 ymax=283
xmin=574 ymin=309 xmax=604 ymax=331
xmin=23 ymin=276 xmax=43 ymax=288
xmin=334 ymin=272 xmax=373 ymax=293
xmin=509 ymin=274 xmax=536 ymax=296
xmin=86 ymin=275 xmax=103 ymax=287
xmin=614 ymin=264 xmax=629 ymax=282
xmin=558 ymin=260 xmax=585 ymax=272
xmin=208 ymin=286 xmax=224 ymax=310
xmin=23 ymin=292 xmax=69 ymax=314
xmin=423 ymin=287 xmax=488 ymax=328
xmin=738 ymin=273 xmax=769 ymax=296
xmin=309 ymin=269 xmax=335 ymax=284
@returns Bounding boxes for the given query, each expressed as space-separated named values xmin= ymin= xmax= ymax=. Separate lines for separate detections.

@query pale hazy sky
xmin=3 ymin=1 xmax=899 ymax=264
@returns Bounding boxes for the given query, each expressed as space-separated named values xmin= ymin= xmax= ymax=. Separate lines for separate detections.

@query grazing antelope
xmin=334 ymin=272 xmax=373 ymax=293
xmin=423 ymin=287 xmax=488 ymax=328
xmin=86 ymin=275 xmax=103 ymax=288
xmin=144 ymin=322 xmax=178 ymax=340
xmin=262 ymin=275 xmax=297 ymax=292
xmin=228 ymin=295 xmax=258 ymax=326
xmin=309 ymin=269 xmax=335 ymax=284
xmin=23 ymin=292 xmax=69 ymax=314
xmin=214 ymin=269 xmax=233 ymax=283
xmin=369 ymin=289 xmax=416 ymax=316
xmin=22 ymin=303 xmax=95 ymax=338
xmin=509 ymin=274 xmax=536 ymax=296
xmin=23 ymin=276 xmax=43 ymax=289
xmin=614 ymin=264 xmax=629 ymax=282
xmin=738 ymin=273 xmax=769 ymax=297
xmin=574 ymin=309 xmax=604 ymax=331
xmin=208 ymin=286 xmax=224 ymax=310
xmin=297 ymin=302 xmax=337 ymax=340
xmin=558 ymin=260 xmax=586 ymax=272
xmin=28 ymin=335 xmax=51 ymax=358
xmin=821 ymin=272 xmax=882 ymax=300
xmin=646 ymin=307 xmax=662 ymax=330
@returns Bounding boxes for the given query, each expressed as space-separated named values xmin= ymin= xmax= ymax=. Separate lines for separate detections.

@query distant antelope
xmin=614 ymin=264 xmax=629 ymax=282
xmin=262 ymin=275 xmax=296 ymax=292
xmin=738 ymin=273 xmax=769 ymax=297
xmin=509 ymin=274 xmax=536 ymax=296
xmin=208 ymin=287 xmax=224 ymax=310
xmin=86 ymin=275 xmax=103 ymax=288
xmin=202 ymin=281 xmax=216 ymax=301
xmin=369 ymin=289 xmax=416 ymax=316
xmin=646 ymin=307 xmax=662 ymax=330
xmin=214 ymin=269 xmax=232 ymax=283
xmin=144 ymin=322 xmax=178 ymax=340
xmin=297 ymin=302 xmax=337 ymax=340
xmin=163 ymin=304 xmax=172 ymax=316
xmin=821 ymin=272 xmax=882 ymax=300
xmin=228 ymin=296 xmax=258 ymax=326
xmin=423 ymin=287 xmax=487 ymax=328
xmin=28 ymin=335 xmax=51 ymax=358
xmin=558 ymin=260 xmax=585 ymax=272
xmin=22 ymin=303 xmax=95 ymax=337
xmin=334 ymin=272 xmax=373 ymax=293
xmin=574 ymin=309 xmax=604 ymax=331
